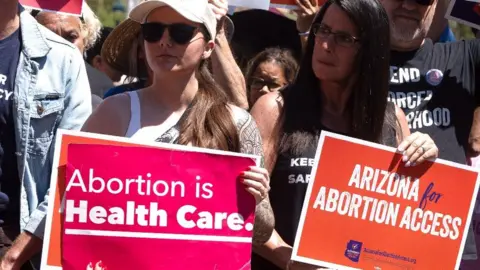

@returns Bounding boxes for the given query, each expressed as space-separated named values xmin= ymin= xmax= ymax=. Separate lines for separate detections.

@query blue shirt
xmin=439 ymin=26 xmax=456 ymax=43
xmin=103 ymin=80 xmax=146 ymax=98
xmin=0 ymin=29 xmax=21 ymax=226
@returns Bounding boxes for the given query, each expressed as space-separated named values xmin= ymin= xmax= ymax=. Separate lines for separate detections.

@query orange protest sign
xmin=292 ymin=132 xmax=480 ymax=270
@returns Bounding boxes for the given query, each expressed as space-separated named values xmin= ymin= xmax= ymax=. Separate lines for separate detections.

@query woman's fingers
xmin=302 ymin=0 xmax=315 ymax=10
xmin=398 ymin=132 xmax=438 ymax=166
xmin=208 ymin=0 xmax=228 ymax=20
xmin=87 ymin=261 xmax=106 ymax=270
xmin=243 ymin=179 xmax=268 ymax=203
xmin=403 ymin=134 xmax=427 ymax=166
xmin=412 ymin=142 xmax=439 ymax=165
xmin=241 ymin=171 xmax=269 ymax=190
xmin=239 ymin=166 xmax=270 ymax=203
xmin=397 ymin=132 xmax=420 ymax=152
xmin=295 ymin=0 xmax=309 ymax=11
xmin=245 ymin=186 xmax=263 ymax=200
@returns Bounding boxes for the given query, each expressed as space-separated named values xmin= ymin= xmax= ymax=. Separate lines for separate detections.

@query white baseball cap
xmin=129 ymin=0 xmax=217 ymax=41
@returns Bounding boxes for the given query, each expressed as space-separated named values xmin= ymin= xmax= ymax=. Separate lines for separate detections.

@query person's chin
xmin=313 ymin=65 xmax=335 ymax=80
xmin=392 ymin=27 xmax=418 ymax=41
xmin=154 ymin=63 xmax=179 ymax=73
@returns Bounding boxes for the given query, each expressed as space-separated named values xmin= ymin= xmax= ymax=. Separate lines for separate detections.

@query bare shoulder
xmin=226 ymin=104 xmax=264 ymax=161
xmin=250 ymin=92 xmax=283 ymax=123
xmin=226 ymin=104 xmax=251 ymax=130
xmin=81 ymin=92 xmax=131 ymax=136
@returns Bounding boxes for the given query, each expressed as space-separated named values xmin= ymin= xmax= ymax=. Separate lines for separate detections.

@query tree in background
xmin=88 ymin=0 xmax=127 ymax=27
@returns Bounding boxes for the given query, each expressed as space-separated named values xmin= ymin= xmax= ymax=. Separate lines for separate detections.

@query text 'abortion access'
xmin=312 ymin=164 xmax=461 ymax=240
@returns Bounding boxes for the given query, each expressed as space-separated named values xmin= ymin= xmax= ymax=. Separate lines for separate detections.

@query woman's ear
xmin=91 ymin=55 xmax=103 ymax=69
xmin=202 ymin=40 xmax=216 ymax=59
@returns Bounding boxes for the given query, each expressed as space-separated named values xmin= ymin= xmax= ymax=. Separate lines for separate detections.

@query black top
xmin=251 ymin=110 xmax=397 ymax=269
xmin=0 ymin=29 xmax=21 ymax=230
xmin=389 ymin=39 xmax=480 ymax=165
xmin=389 ymin=38 xmax=480 ymax=259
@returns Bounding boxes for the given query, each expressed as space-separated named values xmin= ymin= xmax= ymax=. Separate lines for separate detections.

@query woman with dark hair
xmin=250 ymin=0 xmax=438 ymax=269
xmin=82 ymin=0 xmax=274 ymax=246
xmin=245 ymin=48 xmax=298 ymax=107
xmin=85 ymin=27 xmax=124 ymax=85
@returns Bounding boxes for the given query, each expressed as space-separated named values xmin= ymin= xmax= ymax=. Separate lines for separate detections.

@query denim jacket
xmin=13 ymin=7 xmax=91 ymax=242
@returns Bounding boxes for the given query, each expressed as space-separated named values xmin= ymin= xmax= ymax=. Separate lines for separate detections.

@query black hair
xmin=280 ymin=0 xmax=396 ymax=154
xmin=245 ymin=47 xmax=298 ymax=104
xmin=86 ymin=27 xmax=113 ymax=65
xmin=30 ymin=9 xmax=40 ymax=17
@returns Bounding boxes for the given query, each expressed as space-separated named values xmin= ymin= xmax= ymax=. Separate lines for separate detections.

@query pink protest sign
xmin=20 ymin=0 xmax=83 ymax=16
xmin=62 ymin=143 xmax=257 ymax=270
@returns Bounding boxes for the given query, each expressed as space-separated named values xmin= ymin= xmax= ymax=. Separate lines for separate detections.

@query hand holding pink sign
xmin=240 ymin=166 xmax=270 ymax=204
xmin=86 ymin=261 xmax=106 ymax=270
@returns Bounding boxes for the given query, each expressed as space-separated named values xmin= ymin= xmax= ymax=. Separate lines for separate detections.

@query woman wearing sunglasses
xmin=250 ymin=0 xmax=439 ymax=269
xmin=82 ymin=0 xmax=274 ymax=246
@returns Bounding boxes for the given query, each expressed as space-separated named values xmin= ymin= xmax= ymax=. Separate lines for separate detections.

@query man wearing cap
xmin=379 ymin=0 xmax=480 ymax=262
xmin=0 ymin=1 xmax=91 ymax=269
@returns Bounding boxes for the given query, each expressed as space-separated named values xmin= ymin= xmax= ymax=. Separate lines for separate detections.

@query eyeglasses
xmin=312 ymin=24 xmax=360 ymax=48
xmin=250 ymin=78 xmax=285 ymax=90
xmin=141 ymin=22 xmax=198 ymax=45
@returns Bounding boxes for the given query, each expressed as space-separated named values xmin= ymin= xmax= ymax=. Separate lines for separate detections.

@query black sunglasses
xmin=141 ymin=22 xmax=198 ymax=45
xmin=405 ymin=0 xmax=434 ymax=6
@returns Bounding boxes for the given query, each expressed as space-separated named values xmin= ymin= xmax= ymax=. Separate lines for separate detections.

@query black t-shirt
xmin=389 ymin=39 xmax=480 ymax=165
xmin=389 ymin=39 xmax=480 ymax=259
xmin=0 ymin=29 xmax=21 ymax=228
xmin=251 ymin=120 xmax=397 ymax=270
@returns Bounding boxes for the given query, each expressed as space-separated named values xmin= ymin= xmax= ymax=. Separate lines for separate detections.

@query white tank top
xmin=125 ymin=91 xmax=178 ymax=141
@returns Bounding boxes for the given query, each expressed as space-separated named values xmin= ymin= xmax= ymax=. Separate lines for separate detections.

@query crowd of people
xmin=0 ymin=0 xmax=478 ymax=269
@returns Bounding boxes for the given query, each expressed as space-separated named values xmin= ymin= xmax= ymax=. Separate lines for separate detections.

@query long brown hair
xmin=177 ymin=58 xmax=240 ymax=152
